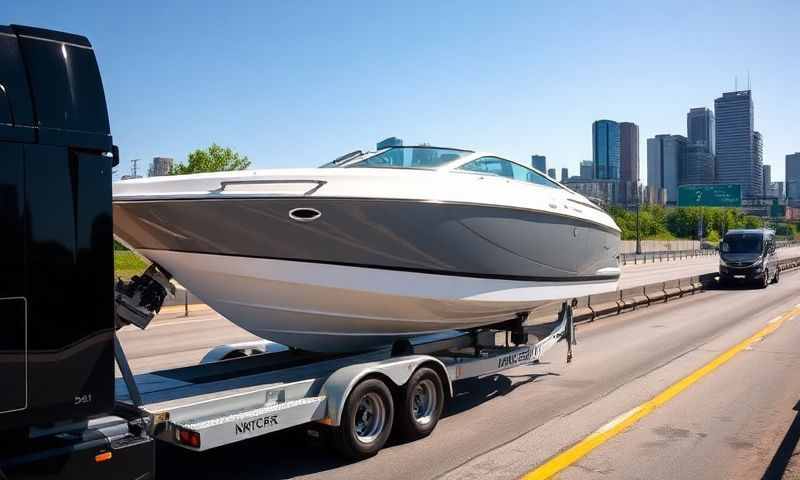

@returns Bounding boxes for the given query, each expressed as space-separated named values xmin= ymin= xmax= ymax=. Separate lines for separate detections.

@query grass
xmin=643 ymin=231 xmax=677 ymax=241
xmin=623 ymin=231 xmax=679 ymax=241
xmin=114 ymin=250 xmax=150 ymax=280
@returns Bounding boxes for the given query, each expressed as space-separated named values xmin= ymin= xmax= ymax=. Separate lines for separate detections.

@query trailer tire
xmin=333 ymin=378 xmax=394 ymax=460
xmin=395 ymin=367 xmax=444 ymax=441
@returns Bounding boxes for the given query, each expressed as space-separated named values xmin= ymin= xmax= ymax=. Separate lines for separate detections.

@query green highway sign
xmin=770 ymin=199 xmax=785 ymax=218
xmin=678 ymin=184 xmax=741 ymax=207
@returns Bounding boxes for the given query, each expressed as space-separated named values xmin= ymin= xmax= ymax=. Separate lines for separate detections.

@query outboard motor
xmin=0 ymin=25 xmax=117 ymax=432
xmin=115 ymin=265 xmax=174 ymax=330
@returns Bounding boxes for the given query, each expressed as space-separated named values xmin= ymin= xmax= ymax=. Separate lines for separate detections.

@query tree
xmin=171 ymin=143 xmax=250 ymax=175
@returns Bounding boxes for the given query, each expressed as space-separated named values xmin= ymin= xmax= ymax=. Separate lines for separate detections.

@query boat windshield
xmin=346 ymin=147 xmax=472 ymax=170
xmin=722 ymin=234 xmax=763 ymax=254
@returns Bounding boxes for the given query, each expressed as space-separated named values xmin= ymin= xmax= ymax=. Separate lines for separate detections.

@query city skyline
xmin=5 ymin=2 xmax=797 ymax=184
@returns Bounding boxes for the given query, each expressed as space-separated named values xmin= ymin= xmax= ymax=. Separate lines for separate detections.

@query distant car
xmin=718 ymin=229 xmax=779 ymax=288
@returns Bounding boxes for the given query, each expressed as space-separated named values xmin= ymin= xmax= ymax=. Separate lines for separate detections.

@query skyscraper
xmin=753 ymin=131 xmax=763 ymax=197
xmin=531 ymin=155 xmax=546 ymax=173
xmin=715 ymin=90 xmax=759 ymax=198
xmin=592 ymin=120 xmax=620 ymax=180
xmin=787 ymin=153 xmax=800 ymax=201
xmin=762 ymin=164 xmax=771 ymax=197
xmin=687 ymin=107 xmax=715 ymax=155
xmin=579 ymin=160 xmax=593 ymax=180
xmin=684 ymin=107 xmax=715 ymax=184
xmin=647 ymin=135 xmax=687 ymax=204
xmin=684 ymin=146 xmax=715 ymax=184
xmin=148 ymin=156 xmax=173 ymax=177
xmin=547 ymin=168 xmax=556 ymax=179
xmin=619 ymin=122 xmax=639 ymax=183
xmin=775 ymin=181 xmax=785 ymax=200
xmin=560 ymin=168 xmax=569 ymax=182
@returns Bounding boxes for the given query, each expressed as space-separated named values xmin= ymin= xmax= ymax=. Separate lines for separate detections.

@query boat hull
xmin=114 ymin=196 xmax=620 ymax=352
xmin=114 ymin=197 xmax=620 ymax=281
xmin=139 ymin=249 xmax=619 ymax=352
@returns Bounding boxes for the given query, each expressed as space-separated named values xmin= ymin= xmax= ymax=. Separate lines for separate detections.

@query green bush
xmin=608 ymin=205 xmax=769 ymax=240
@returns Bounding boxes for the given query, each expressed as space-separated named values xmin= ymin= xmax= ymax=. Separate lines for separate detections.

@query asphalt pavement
xmin=123 ymin=266 xmax=800 ymax=479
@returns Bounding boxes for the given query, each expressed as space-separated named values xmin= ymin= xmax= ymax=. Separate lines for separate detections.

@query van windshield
xmin=722 ymin=235 xmax=763 ymax=254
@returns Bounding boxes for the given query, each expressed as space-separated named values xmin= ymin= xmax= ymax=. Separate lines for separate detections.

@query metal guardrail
xmin=621 ymin=240 xmax=800 ymax=265
xmin=620 ymin=249 xmax=717 ymax=265
xmin=529 ymin=255 xmax=800 ymax=326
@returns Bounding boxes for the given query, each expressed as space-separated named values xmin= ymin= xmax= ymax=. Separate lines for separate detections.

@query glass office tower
xmin=593 ymin=120 xmax=621 ymax=180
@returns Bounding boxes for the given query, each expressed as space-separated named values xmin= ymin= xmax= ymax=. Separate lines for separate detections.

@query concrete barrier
xmin=567 ymin=255 xmax=800 ymax=325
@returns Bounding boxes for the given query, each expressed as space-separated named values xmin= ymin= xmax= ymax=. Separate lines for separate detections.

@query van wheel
xmin=759 ymin=270 xmax=769 ymax=289
xmin=772 ymin=268 xmax=780 ymax=284
xmin=332 ymin=378 xmax=394 ymax=460
xmin=395 ymin=367 xmax=444 ymax=441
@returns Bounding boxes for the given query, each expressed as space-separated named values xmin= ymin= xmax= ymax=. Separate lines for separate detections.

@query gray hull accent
xmin=113 ymin=197 xmax=620 ymax=281
xmin=136 ymin=249 xmax=618 ymax=353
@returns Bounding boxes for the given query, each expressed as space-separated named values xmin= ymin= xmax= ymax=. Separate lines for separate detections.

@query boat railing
xmin=212 ymin=179 xmax=327 ymax=196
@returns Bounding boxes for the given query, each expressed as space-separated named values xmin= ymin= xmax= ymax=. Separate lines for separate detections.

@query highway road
xmin=119 ymin=266 xmax=800 ymax=479
xmin=120 ymin=246 xmax=800 ymax=375
xmin=618 ymin=244 xmax=800 ymax=288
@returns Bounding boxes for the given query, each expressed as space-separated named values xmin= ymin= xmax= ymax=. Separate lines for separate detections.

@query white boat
xmin=113 ymin=146 xmax=621 ymax=352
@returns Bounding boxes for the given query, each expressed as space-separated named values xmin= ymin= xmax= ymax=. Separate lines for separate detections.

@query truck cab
xmin=719 ymin=229 xmax=779 ymax=288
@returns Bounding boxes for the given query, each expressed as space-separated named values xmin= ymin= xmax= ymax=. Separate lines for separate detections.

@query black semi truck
xmin=0 ymin=25 xmax=155 ymax=479
xmin=0 ymin=25 xmax=577 ymax=479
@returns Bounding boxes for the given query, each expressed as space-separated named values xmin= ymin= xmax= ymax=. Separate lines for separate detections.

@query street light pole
xmin=635 ymin=195 xmax=641 ymax=255
xmin=699 ymin=206 xmax=704 ymax=244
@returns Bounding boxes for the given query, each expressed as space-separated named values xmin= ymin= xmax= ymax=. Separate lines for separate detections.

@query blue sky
xmin=6 ymin=1 xmax=799 ymax=182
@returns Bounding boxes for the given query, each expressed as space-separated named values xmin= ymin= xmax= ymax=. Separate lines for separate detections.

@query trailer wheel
xmin=333 ymin=378 xmax=394 ymax=460
xmin=395 ymin=367 xmax=444 ymax=441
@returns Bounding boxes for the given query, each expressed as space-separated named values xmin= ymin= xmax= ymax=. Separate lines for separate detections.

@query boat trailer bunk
xmin=113 ymin=301 xmax=576 ymax=458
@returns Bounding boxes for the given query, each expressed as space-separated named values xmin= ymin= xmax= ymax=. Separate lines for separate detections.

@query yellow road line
xmin=522 ymin=304 xmax=800 ymax=480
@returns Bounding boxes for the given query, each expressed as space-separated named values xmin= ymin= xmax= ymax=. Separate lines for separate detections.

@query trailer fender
xmin=319 ymin=355 xmax=452 ymax=426
xmin=200 ymin=339 xmax=288 ymax=363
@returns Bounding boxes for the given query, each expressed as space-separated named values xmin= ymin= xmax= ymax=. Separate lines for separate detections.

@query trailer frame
xmin=113 ymin=302 xmax=576 ymax=457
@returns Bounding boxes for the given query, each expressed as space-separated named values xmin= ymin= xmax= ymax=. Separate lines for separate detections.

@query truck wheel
xmin=395 ymin=367 xmax=444 ymax=441
xmin=333 ymin=378 xmax=394 ymax=460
